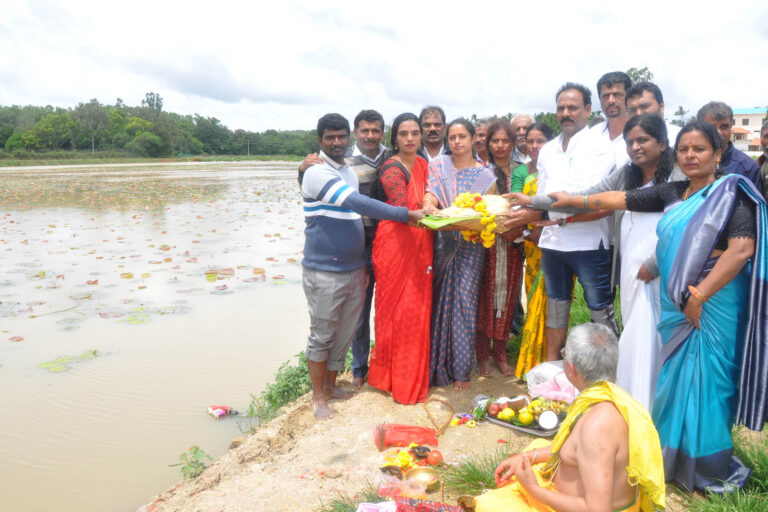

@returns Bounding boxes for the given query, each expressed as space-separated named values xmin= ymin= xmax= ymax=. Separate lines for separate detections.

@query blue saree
xmin=652 ymin=174 xmax=768 ymax=492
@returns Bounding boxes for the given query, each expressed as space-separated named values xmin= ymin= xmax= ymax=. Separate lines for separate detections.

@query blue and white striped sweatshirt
xmin=301 ymin=152 xmax=409 ymax=272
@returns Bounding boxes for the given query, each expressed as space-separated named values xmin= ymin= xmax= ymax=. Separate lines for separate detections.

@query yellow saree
xmin=516 ymin=173 xmax=547 ymax=378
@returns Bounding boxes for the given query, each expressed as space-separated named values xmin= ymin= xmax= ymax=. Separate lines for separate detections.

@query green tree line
xmin=0 ymin=93 xmax=320 ymax=158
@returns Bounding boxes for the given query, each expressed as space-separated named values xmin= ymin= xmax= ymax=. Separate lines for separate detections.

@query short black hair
xmin=353 ymin=109 xmax=384 ymax=131
xmin=696 ymin=101 xmax=733 ymax=123
xmin=596 ymin=71 xmax=631 ymax=95
xmin=419 ymin=105 xmax=446 ymax=124
xmin=626 ymin=81 xmax=664 ymax=105
xmin=317 ymin=113 xmax=350 ymax=137
xmin=556 ymin=82 xmax=592 ymax=107
xmin=390 ymin=112 xmax=421 ymax=150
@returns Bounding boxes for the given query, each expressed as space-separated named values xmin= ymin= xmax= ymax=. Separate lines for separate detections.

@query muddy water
xmin=0 ymin=162 xmax=310 ymax=511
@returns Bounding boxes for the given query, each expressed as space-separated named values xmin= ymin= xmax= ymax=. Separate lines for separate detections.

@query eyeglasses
xmin=560 ymin=346 xmax=567 ymax=360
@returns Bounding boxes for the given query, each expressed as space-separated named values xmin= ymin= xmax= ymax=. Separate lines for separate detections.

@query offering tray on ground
xmin=484 ymin=416 xmax=559 ymax=438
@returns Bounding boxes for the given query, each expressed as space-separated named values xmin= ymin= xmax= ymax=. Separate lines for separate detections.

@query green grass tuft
xmin=318 ymin=480 xmax=380 ymax=512
xmin=437 ymin=445 xmax=509 ymax=496
xmin=733 ymin=426 xmax=768 ymax=493
xmin=680 ymin=488 xmax=768 ymax=511
xmin=244 ymin=349 xmax=356 ymax=429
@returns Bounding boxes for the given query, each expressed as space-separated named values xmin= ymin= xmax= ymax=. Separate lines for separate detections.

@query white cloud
xmin=1 ymin=0 xmax=766 ymax=131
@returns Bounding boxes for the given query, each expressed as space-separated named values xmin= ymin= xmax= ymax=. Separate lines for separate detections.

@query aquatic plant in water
xmin=37 ymin=350 xmax=99 ymax=372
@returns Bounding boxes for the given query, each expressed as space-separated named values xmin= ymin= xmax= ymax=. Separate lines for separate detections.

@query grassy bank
xmin=0 ymin=152 xmax=302 ymax=167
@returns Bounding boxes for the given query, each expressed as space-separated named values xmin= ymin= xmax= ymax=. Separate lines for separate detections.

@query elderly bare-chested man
xmin=476 ymin=324 xmax=665 ymax=512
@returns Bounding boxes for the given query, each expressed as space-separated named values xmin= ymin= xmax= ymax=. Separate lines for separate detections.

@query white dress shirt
xmin=592 ymin=120 xmax=631 ymax=170
xmin=666 ymin=122 xmax=681 ymax=146
xmin=536 ymin=126 xmax=616 ymax=251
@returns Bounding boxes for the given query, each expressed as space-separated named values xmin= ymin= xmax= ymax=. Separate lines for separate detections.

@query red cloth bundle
xmin=373 ymin=424 xmax=438 ymax=451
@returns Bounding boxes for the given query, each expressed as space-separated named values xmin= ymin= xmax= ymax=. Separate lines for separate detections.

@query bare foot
xmin=325 ymin=386 xmax=357 ymax=401
xmin=494 ymin=359 xmax=514 ymax=377
xmin=453 ymin=380 xmax=471 ymax=391
xmin=476 ymin=360 xmax=493 ymax=378
xmin=352 ymin=376 xmax=365 ymax=390
xmin=313 ymin=398 xmax=334 ymax=420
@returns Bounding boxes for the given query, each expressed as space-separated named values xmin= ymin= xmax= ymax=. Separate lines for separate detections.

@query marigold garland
xmin=453 ymin=192 xmax=497 ymax=248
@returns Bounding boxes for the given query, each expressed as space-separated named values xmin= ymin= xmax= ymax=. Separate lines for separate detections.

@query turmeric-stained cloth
xmin=369 ymin=157 xmax=434 ymax=404
xmin=516 ymin=170 xmax=548 ymax=377
xmin=542 ymin=381 xmax=665 ymax=512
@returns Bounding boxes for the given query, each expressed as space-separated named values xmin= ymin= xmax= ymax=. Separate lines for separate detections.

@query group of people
xmin=297 ymin=71 xmax=768 ymax=502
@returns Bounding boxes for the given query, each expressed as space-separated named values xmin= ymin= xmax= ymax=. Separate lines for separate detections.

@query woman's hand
xmin=548 ymin=191 xmax=574 ymax=208
xmin=683 ymin=297 xmax=703 ymax=330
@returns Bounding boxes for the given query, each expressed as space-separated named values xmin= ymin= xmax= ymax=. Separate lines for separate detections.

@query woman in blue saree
xmin=423 ymin=118 xmax=497 ymax=391
xmin=543 ymin=121 xmax=768 ymax=492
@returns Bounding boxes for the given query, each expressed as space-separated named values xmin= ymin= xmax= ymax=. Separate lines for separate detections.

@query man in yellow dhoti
xmin=476 ymin=324 xmax=666 ymax=512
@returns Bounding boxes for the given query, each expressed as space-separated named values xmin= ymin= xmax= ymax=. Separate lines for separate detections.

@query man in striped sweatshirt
xmin=301 ymin=113 xmax=426 ymax=420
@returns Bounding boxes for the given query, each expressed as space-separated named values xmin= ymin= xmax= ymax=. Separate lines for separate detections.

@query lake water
xmin=0 ymin=162 xmax=309 ymax=511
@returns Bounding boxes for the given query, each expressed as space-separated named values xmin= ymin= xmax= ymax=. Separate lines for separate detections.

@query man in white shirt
xmin=536 ymin=83 xmax=618 ymax=360
xmin=626 ymin=82 xmax=681 ymax=143
xmin=591 ymin=71 xmax=632 ymax=170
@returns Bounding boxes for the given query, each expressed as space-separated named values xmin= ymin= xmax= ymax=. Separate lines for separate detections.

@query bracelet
xmin=583 ymin=195 xmax=589 ymax=209
xmin=688 ymin=285 xmax=709 ymax=303
xmin=529 ymin=448 xmax=539 ymax=464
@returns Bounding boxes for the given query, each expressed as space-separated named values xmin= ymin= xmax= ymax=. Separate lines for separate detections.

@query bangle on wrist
xmin=583 ymin=195 xmax=589 ymax=209
xmin=529 ymin=448 xmax=538 ymax=464
xmin=688 ymin=285 xmax=708 ymax=303
xmin=560 ymin=216 xmax=573 ymax=226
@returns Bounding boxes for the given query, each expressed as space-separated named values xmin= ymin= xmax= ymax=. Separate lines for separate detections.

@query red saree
xmin=369 ymin=157 xmax=434 ymax=404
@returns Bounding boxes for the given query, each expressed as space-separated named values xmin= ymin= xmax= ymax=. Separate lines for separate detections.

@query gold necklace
xmin=682 ymin=184 xmax=692 ymax=201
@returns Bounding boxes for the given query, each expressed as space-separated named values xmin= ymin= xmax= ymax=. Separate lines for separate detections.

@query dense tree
xmin=73 ymin=99 xmax=108 ymax=152
xmin=534 ymin=112 xmax=561 ymax=136
xmin=23 ymin=112 xmax=76 ymax=150
xmin=626 ymin=66 xmax=654 ymax=83
xmin=141 ymin=92 xmax=163 ymax=112
xmin=0 ymin=95 xmax=319 ymax=157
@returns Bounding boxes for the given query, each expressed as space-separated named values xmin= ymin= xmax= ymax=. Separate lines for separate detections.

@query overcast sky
xmin=2 ymin=0 xmax=767 ymax=132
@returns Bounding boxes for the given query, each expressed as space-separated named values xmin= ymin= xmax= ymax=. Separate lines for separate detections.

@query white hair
xmin=565 ymin=323 xmax=619 ymax=385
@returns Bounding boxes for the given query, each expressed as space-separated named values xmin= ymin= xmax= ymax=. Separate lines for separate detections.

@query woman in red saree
xmin=369 ymin=113 xmax=434 ymax=404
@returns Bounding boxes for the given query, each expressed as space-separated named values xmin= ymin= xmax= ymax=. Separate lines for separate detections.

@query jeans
xmin=540 ymin=242 xmax=612 ymax=310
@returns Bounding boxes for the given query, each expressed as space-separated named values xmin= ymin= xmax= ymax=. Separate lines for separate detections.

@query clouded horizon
xmin=2 ymin=0 xmax=767 ymax=132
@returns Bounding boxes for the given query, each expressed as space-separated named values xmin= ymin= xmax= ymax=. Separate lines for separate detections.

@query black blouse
xmin=625 ymin=181 xmax=756 ymax=251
